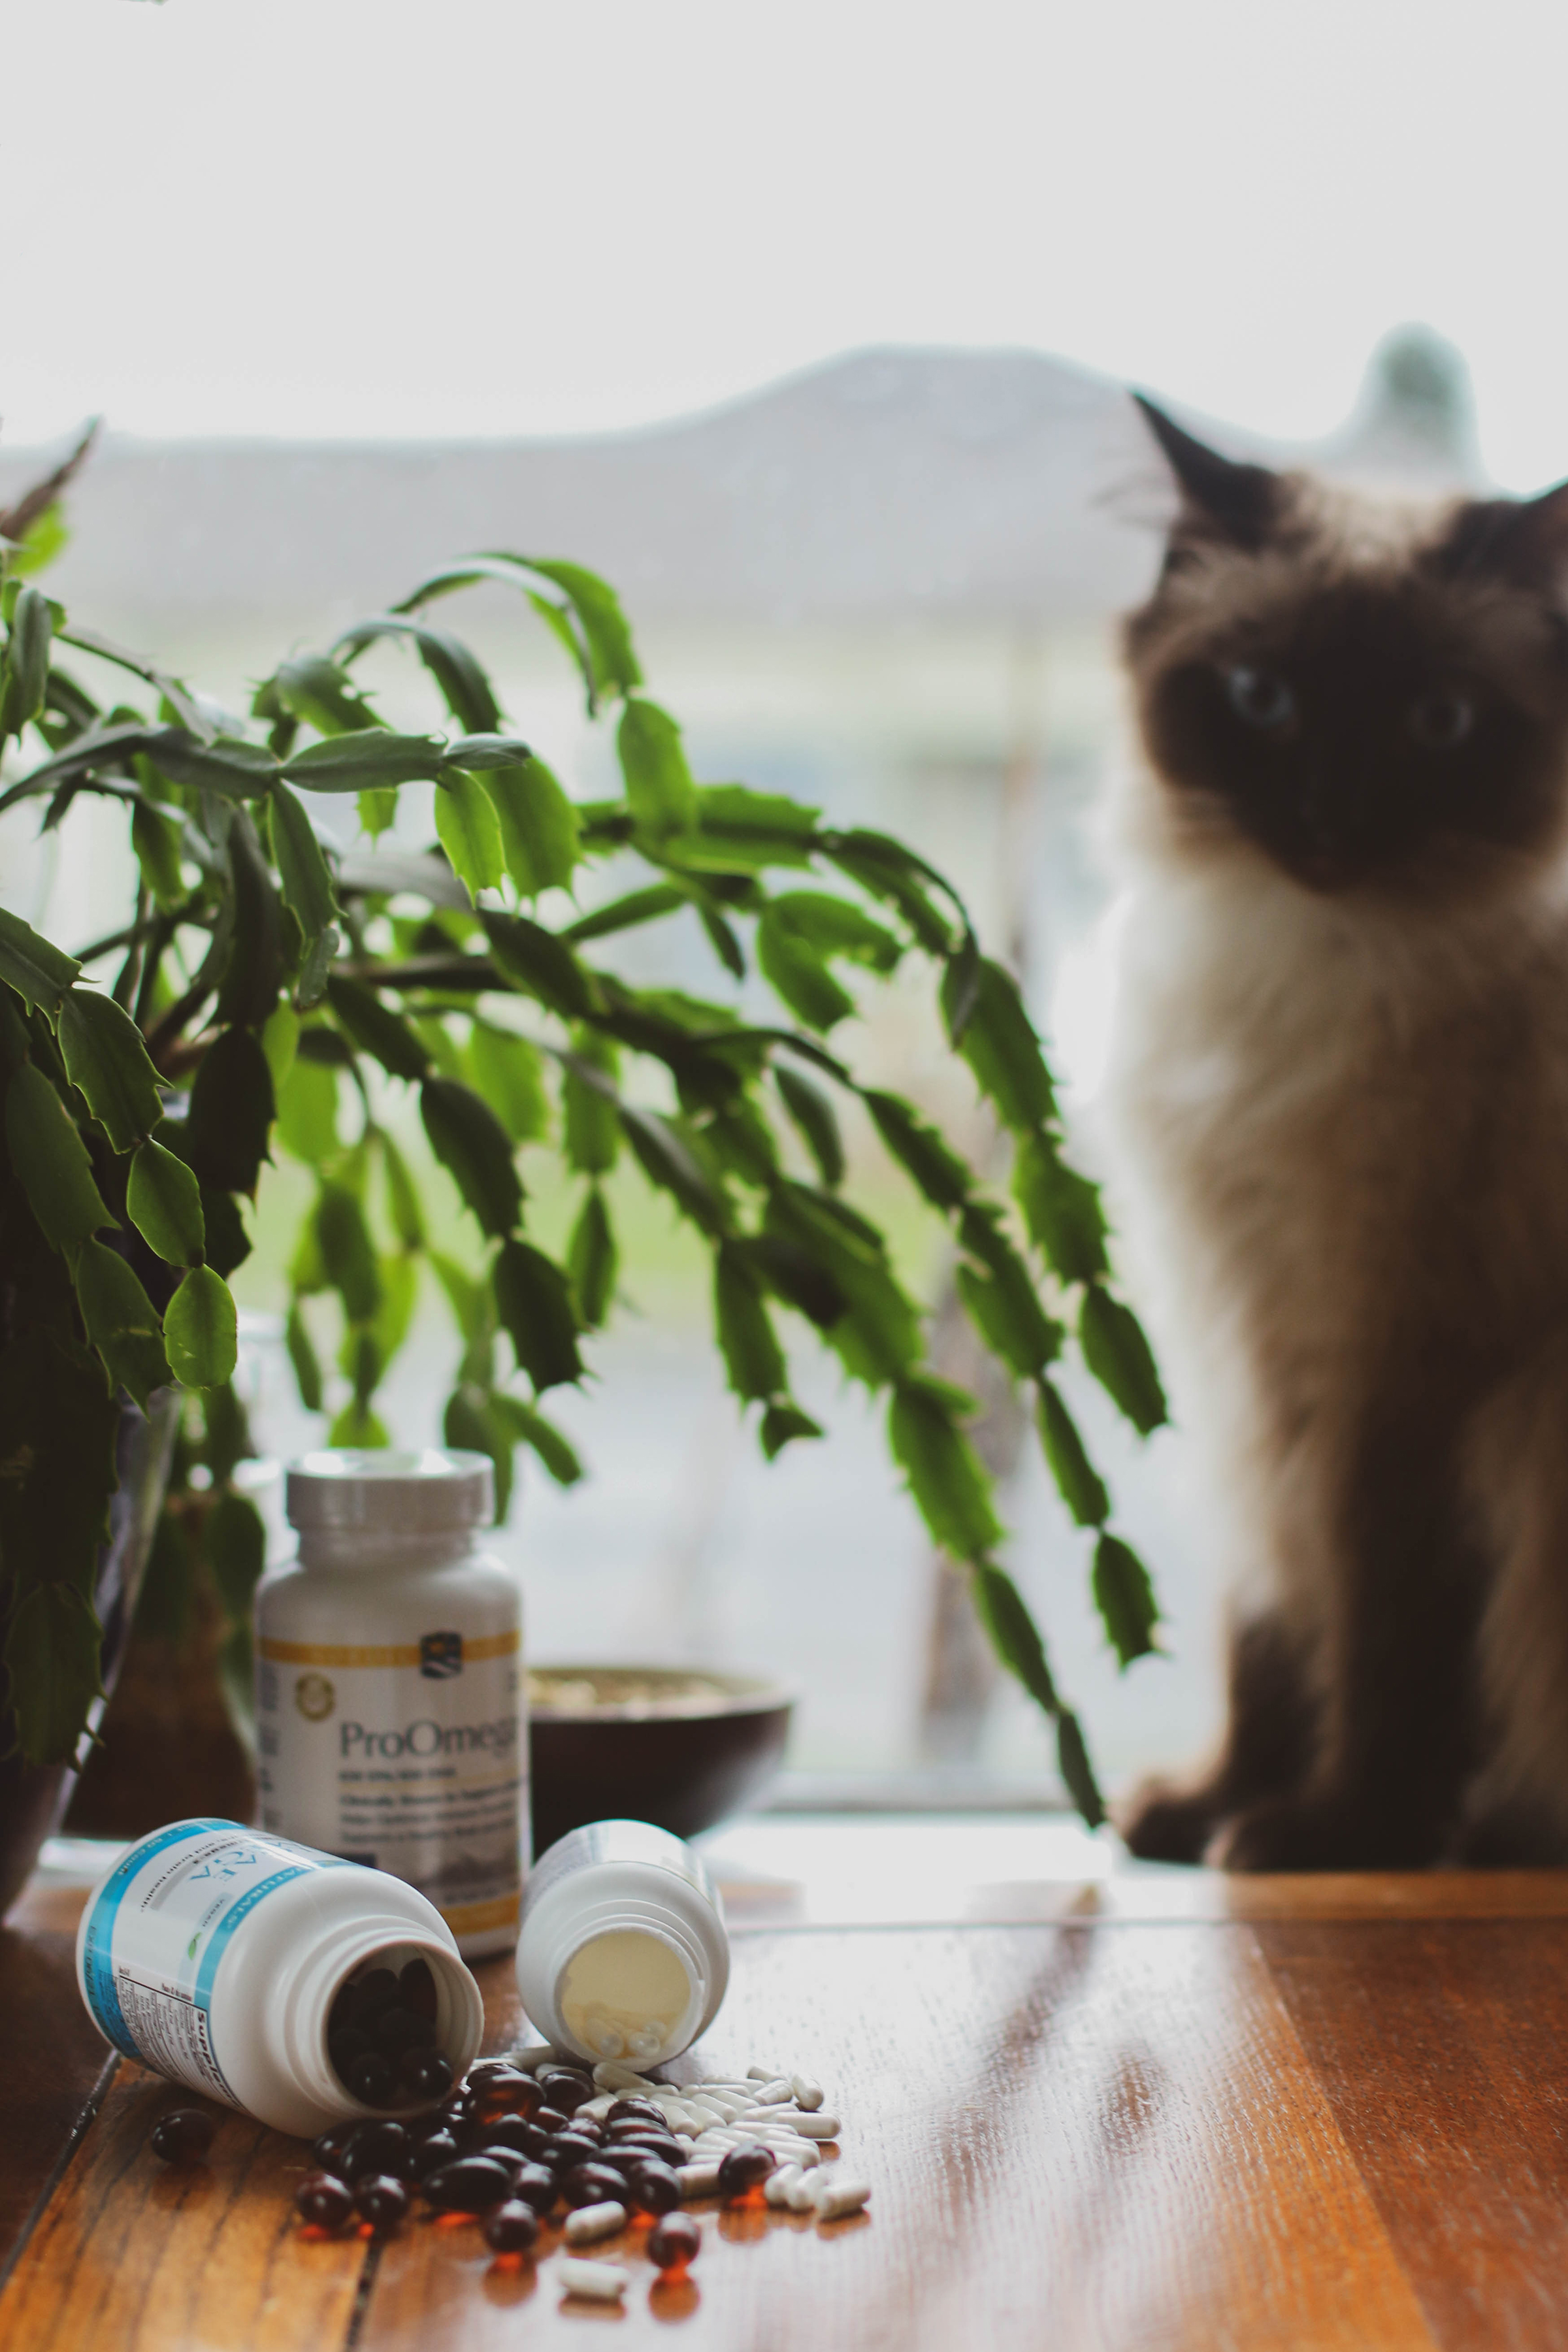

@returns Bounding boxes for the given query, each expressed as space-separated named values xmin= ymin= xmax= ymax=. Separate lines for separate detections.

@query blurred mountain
xmin=0 ymin=348 xmax=1160 ymax=639
xmin=0 ymin=335 xmax=1488 ymax=648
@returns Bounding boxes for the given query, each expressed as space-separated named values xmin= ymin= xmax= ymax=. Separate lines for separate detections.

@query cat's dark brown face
xmin=1124 ymin=399 xmax=1568 ymax=896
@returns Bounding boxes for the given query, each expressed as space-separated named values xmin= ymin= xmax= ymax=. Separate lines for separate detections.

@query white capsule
xmin=677 ymin=2160 xmax=722 ymax=2199
xmin=564 ymin=2202 xmax=626 ymax=2246
xmin=752 ymin=2077 xmax=793 ymax=2104
xmin=508 ymin=2044 xmax=559 ymax=2072
xmin=791 ymin=2112 xmax=841 ymax=2141
xmin=578 ymin=2093 xmax=616 ymax=2123
xmin=816 ymin=2178 xmax=872 ymax=2223
xmin=761 ymin=2135 xmax=821 ymax=2168
xmin=592 ymin=2061 xmax=656 ymax=2092
xmin=746 ymin=2064 xmax=778 ymax=2082
xmin=791 ymin=2074 xmax=825 ymax=2111
xmin=764 ymin=2164 xmax=803 ymax=2208
xmin=787 ymin=2170 xmax=821 ymax=2212
xmin=557 ymin=2259 xmax=629 ymax=2302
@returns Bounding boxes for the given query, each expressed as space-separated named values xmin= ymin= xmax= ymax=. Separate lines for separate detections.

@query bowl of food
xmin=527 ymin=1667 xmax=793 ymax=1855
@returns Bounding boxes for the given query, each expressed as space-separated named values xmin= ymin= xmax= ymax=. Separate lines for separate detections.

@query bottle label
xmin=80 ymin=1820 xmax=346 ymax=2105
xmin=255 ymin=1625 xmax=525 ymax=1944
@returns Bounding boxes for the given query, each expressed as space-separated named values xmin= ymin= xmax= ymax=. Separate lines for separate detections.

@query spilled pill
xmin=564 ymin=2201 xmax=626 ymax=2246
xmin=557 ymin=2258 xmax=628 ymax=2302
xmin=815 ymin=2178 xmax=872 ymax=2222
xmin=791 ymin=2074 xmax=825 ymax=2111
xmin=764 ymin=2164 xmax=803 ymax=2208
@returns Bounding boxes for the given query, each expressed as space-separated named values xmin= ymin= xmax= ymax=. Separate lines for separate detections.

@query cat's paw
xmin=1117 ymin=1776 xmax=1222 ymax=1865
xmin=1214 ymin=1791 xmax=1439 ymax=1872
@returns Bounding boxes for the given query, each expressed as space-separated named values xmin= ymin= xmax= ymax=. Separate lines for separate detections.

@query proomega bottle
xmin=255 ymin=1450 xmax=526 ymax=1958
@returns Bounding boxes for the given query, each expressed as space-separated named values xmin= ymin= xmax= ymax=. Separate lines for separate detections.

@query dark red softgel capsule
xmin=483 ymin=2198 xmax=542 ymax=2254
xmin=538 ymin=2067 xmax=593 ymax=2114
xmin=399 ymin=1956 xmax=437 ymax=2019
xmin=149 ymin=2108 xmax=215 ymax=2164
xmin=623 ymin=2159 xmax=681 ymax=2216
xmin=717 ymin=2142 xmax=775 ymax=2200
xmin=354 ymin=2173 xmax=411 ymax=2232
xmin=473 ymin=2067 xmax=532 ymax=2118
xmin=647 ymin=2211 xmax=701 ymax=2272
xmin=296 ymin=2171 xmax=354 ymax=2230
xmin=422 ymin=2155 xmax=514 ymax=2213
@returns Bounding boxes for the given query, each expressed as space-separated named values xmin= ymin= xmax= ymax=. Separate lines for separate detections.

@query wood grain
xmin=723 ymin=1867 xmax=1568 ymax=1929
xmin=0 ymin=2061 xmax=368 ymax=2352
xmin=16 ymin=1859 xmax=1568 ymax=2349
xmin=1262 ymin=1919 xmax=1568 ymax=2352
xmin=0 ymin=1907 xmax=123 ymax=2287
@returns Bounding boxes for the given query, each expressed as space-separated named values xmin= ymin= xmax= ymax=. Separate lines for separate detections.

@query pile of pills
xmin=152 ymin=2044 xmax=869 ymax=2310
xmin=325 ymin=1957 xmax=452 ymax=2108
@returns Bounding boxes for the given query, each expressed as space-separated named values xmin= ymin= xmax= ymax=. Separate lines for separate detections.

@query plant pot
xmin=63 ymin=1548 xmax=255 ymax=1839
xmin=0 ymin=1390 xmax=180 ymax=1921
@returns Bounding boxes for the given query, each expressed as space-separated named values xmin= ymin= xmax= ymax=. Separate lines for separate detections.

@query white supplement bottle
xmin=515 ymin=1820 xmax=729 ymax=2066
xmin=255 ymin=1448 xmax=525 ymax=1959
xmin=76 ymin=1818 xmax=484 ymax=2136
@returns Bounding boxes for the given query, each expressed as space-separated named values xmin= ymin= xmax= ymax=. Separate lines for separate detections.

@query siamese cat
xmin=1110 ymin=397 xmax=1568 ymax=1869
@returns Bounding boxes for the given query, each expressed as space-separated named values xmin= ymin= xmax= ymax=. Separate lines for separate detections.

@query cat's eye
xmin=1408 ymin=691 xmax=1475 ymax=750
xmin=1224 ymin=666 xmax=1296 ymax=732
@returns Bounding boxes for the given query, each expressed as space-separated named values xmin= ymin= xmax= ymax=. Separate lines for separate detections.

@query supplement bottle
xmin=516 ymin=1820 xmax=729 ymax=2066
xmin=255 ymin=1449 xmax=525 ymax=1959
xmin=76 ymin=1818 xmax=484 ymax=2136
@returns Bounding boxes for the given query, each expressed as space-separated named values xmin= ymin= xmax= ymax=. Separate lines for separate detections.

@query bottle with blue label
xmin=255 ymin=1449 xmax=527 ymax=1959
xmin=75 ymin=1819 xmax=484 ymax=2135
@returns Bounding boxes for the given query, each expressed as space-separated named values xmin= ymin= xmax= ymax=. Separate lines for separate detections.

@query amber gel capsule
xmin=484 ymin=2199 xmax=542 ymax=2255
xmin=149 ymin=2108 xmax=215 ymax=2164
xmin=354 ymin=2174 xmax=412 ymax=2232
xmin=647 ymin=2212 xmax=701 ymax=2273
xmin=296 ymin=2172 xmax=355 ymax=2230
xmin=717 ymin=2142 xmax=776 ymax=2200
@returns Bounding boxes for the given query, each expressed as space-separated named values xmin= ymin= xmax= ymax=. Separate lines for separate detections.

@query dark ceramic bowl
xmin=527 ymin=1667 xmax=793 ymax=1856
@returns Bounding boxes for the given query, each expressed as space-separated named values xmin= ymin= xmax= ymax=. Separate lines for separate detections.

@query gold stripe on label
xmin=440 ymin=1891 xmax=521 ymax=1935
xmin=257 ymin=1629 xmax=521 ymax=1669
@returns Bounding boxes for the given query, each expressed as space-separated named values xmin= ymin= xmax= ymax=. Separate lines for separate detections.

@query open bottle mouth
xmin=322 ymin=1937 xmax=477 ymax=2112
xmin=554 ymin=1925 xmax=703 ymax=2067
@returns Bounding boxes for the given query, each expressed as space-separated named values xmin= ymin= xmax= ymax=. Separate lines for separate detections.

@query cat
xmin=1107 ymin=395 xmax=1568 ymax=1869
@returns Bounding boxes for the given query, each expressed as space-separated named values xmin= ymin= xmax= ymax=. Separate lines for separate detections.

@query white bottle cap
xmin=285 ymin=1448 xmax=494 ymax=1535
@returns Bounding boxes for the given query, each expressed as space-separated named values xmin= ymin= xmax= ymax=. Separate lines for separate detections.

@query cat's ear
xmin=1435 ymin=480 xmax=1568 ymax=589
xmin=1133 ymin=393 xmax=1283 ymax=555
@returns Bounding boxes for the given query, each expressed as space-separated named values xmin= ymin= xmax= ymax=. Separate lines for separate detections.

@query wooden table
xmin=5 ymin=1841 xmax=1568 ymax=2351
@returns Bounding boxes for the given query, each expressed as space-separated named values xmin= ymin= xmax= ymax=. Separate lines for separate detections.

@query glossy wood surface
xmin=7 ymin=1859 xmax=1568 ymax=2349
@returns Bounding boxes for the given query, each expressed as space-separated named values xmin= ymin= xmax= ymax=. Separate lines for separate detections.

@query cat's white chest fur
xmin=1101 ymin=849 xmax=1456 ymax=1467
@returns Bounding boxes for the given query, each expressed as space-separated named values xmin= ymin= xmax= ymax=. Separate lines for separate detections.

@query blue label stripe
xmin=191 ymin=1866 xmax=310 ymax=2014
xmin=80 ymin=1818 xmax=238 ymax=2061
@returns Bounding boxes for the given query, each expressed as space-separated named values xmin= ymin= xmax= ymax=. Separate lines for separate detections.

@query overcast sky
xmin=8 ymin=0 xmax=1568 ymax=488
